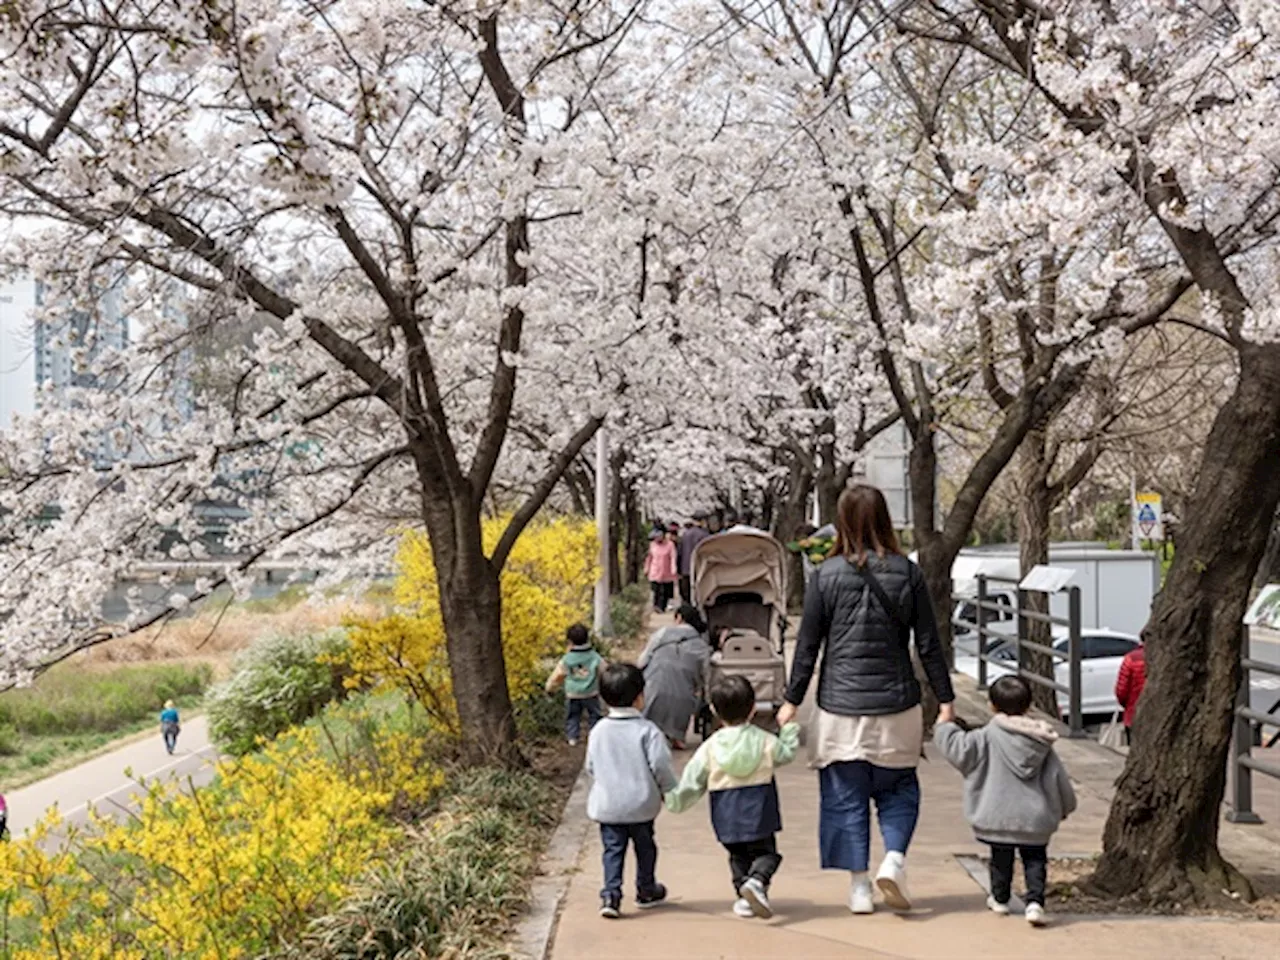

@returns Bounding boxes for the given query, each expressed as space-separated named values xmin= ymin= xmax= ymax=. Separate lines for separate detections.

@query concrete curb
xmin=513 ymin=760 xmax=593 ymax=960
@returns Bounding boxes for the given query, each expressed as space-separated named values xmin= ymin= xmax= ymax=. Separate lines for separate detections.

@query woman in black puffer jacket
xmin=777 ymin=485 xmax=955 ymax=916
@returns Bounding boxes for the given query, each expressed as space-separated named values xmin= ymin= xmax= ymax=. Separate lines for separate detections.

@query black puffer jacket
xmin=784 ymin=552 xmax=954 ymax=716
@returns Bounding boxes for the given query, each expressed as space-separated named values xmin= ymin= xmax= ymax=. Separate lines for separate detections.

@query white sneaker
xmin=875 ymin=852 xmax=912 ymax=911
xmin=1025 ymin=903 xmax=1048 ymax=926
xmin=849 ymin=878 xmax=875 ymax=915
xmin=733 ymin=897 xmax=755 ymax=918
xmin=740 ymin=877 xmax=773 ymax=919
xmin=567 ymin=738 xmax=579 ymax=747
xmin=987 ymin=896 xmax=1010 ymax=915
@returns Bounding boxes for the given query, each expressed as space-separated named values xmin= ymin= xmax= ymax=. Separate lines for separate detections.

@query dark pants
xmin=565 ymin=697 xmax=601 ymax=741
xmin=987 ymin=843 xmax=1048 ymax=906
xmin=726 ymin=835 xmax=782 ymax=894
xmin=818 ymin=761 xmax=920 ymax=872
xmin=600 ymin=821 xmax=659 ymax=899
xmin=1124 ymin=726 xmax=1132 ymax=745
xmin=678 ymin=574 xmax=693 ymax=605
xmin=650 ymin=581 xmax=674 ymax=612
xmin=163 ymin=726 xmax=179 ymax=754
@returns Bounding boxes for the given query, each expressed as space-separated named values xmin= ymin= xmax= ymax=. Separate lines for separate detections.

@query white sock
xmin=850 ymin=870 xmax=870 ymax=886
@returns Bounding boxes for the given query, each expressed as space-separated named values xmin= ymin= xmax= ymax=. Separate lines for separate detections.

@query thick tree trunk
xmin=1090 ymin=343 xmax=1280 ymax=906
xmin=437 ymin=517 xmax=520 ymax=763
xmin=1016 ymin=429 xmax=1057 ymax=715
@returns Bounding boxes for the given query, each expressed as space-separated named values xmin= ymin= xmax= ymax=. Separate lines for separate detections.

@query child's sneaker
xmin=740 ymin=877 xmax=773 ymax=919
xmin=635 ymin=883 xmax=668 ymax=909
xmin=567 ymin=738 xmax=579 ymax=747
xmin=733 ymin=897 xmax=755 ymax=918
xmin=849 ymin=877 xmax=875 ymax=915
xmin=987 ymin=896 xmax=1010 ymax=915
xmin=599 ymin=894 xmax=620 ymax=919
xmin=875 ymin=852 xmax=912 ymax=911
xmin=1025 ymin=903 xmax=1048 ymax=926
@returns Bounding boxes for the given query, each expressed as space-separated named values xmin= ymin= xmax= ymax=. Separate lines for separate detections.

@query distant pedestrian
xmin=934 ymin=676 xmax=1077 ymax=927
xmin=665 ymin=675 xmax=801 ymax=919
xmin=546 ymin=623 xmax=605 ymax=746
xmin=587 ymin=663 xmax=678 ymax=919
xmin=160 ymin=700 xmax=181 ymax=755
xmin=677 ymin=512 xmax=711 ymax=605
xmin=644 ymin=529 xmax=678 ymax=613
xmin=1114 ymin=643 xmax=1147 ymax=744
xmin=0 ymin=793 xmax=8 ymax=841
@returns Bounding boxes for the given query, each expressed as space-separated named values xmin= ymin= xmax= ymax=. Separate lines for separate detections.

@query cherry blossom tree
xmin=897 ymin=0 xmax=1280 ymax=906
xmin=0 ymin=0 xmax=711 ymax=758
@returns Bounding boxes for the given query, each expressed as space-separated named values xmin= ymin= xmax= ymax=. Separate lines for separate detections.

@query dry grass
xmin=1046 ymin=856 xmax=1280 ymax=919
xmin=83 ymin=592 xmax=385 ymax=677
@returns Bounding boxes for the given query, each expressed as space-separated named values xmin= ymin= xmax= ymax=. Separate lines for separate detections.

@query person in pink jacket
xmin=645 ymin=529 xmax=679 ymax=613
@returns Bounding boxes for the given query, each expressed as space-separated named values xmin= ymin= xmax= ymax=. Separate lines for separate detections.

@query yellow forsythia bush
xmin=0 ymin=717 xmax=445 ymax=958
xmin=343 ymin=515 xmax=598 ymax=732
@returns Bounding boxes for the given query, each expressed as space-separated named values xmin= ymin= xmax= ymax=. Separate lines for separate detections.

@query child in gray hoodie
xmin=934 ymin=675 xmax=1076 ymax=927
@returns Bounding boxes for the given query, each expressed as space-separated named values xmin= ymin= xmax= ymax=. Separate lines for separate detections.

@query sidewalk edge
xmin=514 ymin=759 xmax=592 ymax=960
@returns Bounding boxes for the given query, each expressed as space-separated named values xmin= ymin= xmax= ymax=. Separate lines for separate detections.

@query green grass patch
xmin=280 ymin=766 xmax=558 ymax=960
xmin=0 ymin=661 xmax=210 ymax=789
xmin=609 ymin=581 xmax=649 ymax=646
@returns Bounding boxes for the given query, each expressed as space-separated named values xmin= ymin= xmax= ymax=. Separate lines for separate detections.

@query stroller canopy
xmin=692 ymin=529 xmax=788 ymax=613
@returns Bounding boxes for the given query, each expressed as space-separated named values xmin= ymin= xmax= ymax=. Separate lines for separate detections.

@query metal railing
xmin=952 ymin=574 xmax=1085 ymax=738
xmin=1226 ymin=626 xmax=1280 ymax=824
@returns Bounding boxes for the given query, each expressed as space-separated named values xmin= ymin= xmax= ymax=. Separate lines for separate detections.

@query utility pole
xmin=594 ymin=427 xmax=612 ymax=635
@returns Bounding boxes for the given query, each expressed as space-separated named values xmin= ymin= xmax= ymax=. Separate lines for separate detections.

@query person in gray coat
xmin=637 ymin=605 xmax=711 ymax=748
xmin=934 ymin=675 xmax=1077 ymax=927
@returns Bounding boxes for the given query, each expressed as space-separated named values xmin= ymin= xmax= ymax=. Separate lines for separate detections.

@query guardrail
xmin=1226 ymin=626 xmax=1280 ymax=824
xmin=952 ymin=574 xmax=1085 ymax=738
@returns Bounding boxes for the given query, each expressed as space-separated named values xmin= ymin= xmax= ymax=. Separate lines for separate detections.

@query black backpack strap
xmin=850 ymin=558 xmax=909 ymax=632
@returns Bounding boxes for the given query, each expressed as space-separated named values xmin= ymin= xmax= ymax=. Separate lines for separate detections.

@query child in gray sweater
xmin=586 ymin=663 xmax=678 ymax=919
xmin=934 ymin=675 xmax=1077 ymax=927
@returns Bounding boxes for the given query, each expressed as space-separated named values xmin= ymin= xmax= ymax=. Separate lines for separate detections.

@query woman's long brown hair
xmin=833 ymin=484 xmax=902 ymax=565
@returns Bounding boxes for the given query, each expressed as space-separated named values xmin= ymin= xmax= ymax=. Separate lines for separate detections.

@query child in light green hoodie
xmin=666 ymin=675 xmax=801 ymax=919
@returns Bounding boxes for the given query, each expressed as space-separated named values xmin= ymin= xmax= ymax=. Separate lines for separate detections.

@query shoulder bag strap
xmin=850 ymin=558 xmax=910 ymax=632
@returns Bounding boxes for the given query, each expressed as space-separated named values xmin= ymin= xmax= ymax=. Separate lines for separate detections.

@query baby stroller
xmin=691 ymin=528 xmax=789 ymax=740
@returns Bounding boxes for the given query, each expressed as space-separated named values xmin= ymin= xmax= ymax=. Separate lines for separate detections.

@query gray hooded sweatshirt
xmin=934 ymin=715 xmax=1078 ymax=846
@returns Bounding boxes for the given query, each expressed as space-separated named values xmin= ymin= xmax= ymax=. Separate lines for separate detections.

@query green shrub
xmin=0 ymin=722 xmax=21 ymax=756
xmin=0 ymin=662 xmax=212 ymax=736
xmin=207 ymin=629 xmax=352 ymax=755
xmin=281 ymin=768 xmax=556 ymax=959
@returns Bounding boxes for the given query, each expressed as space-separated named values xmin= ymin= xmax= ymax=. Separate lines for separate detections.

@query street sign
xmin=1133 ymin=491 xmax=1163 ymax=542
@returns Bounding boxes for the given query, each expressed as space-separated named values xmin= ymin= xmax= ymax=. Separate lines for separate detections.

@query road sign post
xmin=1132 ymin=491 xmax=1164 ymax=544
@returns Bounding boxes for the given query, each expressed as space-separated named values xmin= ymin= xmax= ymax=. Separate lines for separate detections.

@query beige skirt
xmin=808 ymin=704 xmax=924 ymax=770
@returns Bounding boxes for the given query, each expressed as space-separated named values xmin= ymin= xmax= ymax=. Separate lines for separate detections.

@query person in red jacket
xmin=1114 ymin=644 xmax=1147 ymax=744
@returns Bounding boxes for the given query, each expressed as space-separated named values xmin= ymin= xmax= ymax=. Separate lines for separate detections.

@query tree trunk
xmin=774 ymin=460 xmax=813 ymax=613
xmin=623 ymin=480 xmax=643 ymax=586
xmin=1090 ymin=342 xmax=1280 ymax=906
xmin=1016 ymin=428 xmax=1057 ymax=715
xmin=607 ymin=452 xmax=625 ymax=593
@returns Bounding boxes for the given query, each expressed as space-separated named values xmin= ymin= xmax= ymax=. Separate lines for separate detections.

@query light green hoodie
xmin=666 ymin=722 xmax=800 ymax=812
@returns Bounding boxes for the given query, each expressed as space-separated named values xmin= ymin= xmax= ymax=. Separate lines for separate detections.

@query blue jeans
xmin=163 ymin=728 xmax=179 ymax=754
xmin=599 ymin=821 xmax=659 ymax=899
xmin=565 ymin=697 xmax=601 ymax=741
xmin=818 ymin=761 xmax=920 ymax=872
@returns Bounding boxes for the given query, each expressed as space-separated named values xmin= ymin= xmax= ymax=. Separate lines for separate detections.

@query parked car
xmin=984 ymin=627 xmax=1140 ymax=718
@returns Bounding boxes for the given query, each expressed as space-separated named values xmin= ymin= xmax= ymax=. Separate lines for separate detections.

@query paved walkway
xmin=6 ymin=715 xmax=218 ymax=842
xmin=547 ymin=622 xmax=1280 ymax=960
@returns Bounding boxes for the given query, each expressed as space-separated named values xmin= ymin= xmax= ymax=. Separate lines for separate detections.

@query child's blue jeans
xmin=818 ymin=760 xmax=920 ymax=872
xmin=599 ymin=821 xmax=659 ymax=899
xmin=565 ymin=697 xmax=601 ymax=741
